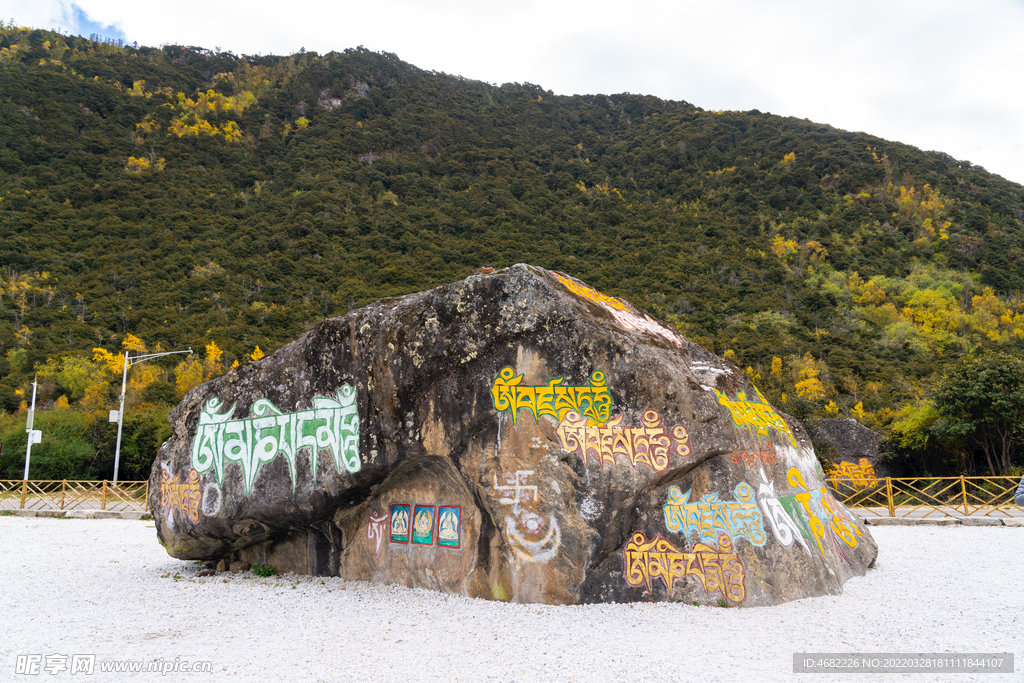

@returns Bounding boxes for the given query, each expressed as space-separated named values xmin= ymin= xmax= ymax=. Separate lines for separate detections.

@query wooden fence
xmin=2 ymin=476 xmax=1020 ymax=518
xmin=825 ymin=475 xmax=1023 ymax=518
xmin=0 ymin=480 xmax=149 ymax=512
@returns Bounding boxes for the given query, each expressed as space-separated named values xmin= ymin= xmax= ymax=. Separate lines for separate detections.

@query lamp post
xmin=111 ymin=347 xmax=192 ymax=483
xmin=23 ymin=374 xmax=41 ymax=480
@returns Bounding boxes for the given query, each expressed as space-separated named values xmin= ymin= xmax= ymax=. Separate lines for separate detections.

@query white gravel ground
xmin=0 ymin=517 xmax=1020 ymax=683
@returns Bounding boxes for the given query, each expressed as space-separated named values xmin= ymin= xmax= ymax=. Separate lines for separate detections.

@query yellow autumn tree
xmin=127 ymin=364 xmax=162 ymax=405
xmin=848 ymin=272 xmax=887 ymax=305
xmin=171 ymin=341 xmax=226 ymax=397
xmin=801 ymin=240 xmax=828 ymax=270
xmin=125 ymin=156 xmax=165 ymax=174
xmin=93 ymin=347 xmax=124 ymax=375
xmin=174 ymin=356 xmax=204 ymax=397
xmin=250 ymin=345 xmax=265 ymax=362
xmin=793 ymin=352 xmax=829 ymax=399
xmin=968 ymin=287 xmax=1024 ymax=341
xmin=771 ymin=234 xmax=798 ymax=262
xmin=122 ymin=333 xmax=148 ymax=353
xmin=160 ymin=88 xmax=255 ymax=142
xmin=89 ymin=336 xmax=171 ymax=408
xmin=743 ymin=366 xmax=761 ymax=383
xmin=125 ymin=156 xmax=150 ymax=173
xmin=204 ymin=341 xmax=225 ymax=380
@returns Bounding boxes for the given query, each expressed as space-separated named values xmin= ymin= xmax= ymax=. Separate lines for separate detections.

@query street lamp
xmin=23 ymin=374 xmax=41 ymax=480
xmin=110 ymin=347 xmax=192 ymax=483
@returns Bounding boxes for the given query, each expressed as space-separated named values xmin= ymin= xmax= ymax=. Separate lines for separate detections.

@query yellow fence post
xmin=20 ymin=480 xmax=27 ymax=509
xmin=886 ymin=478 xmax=895 ymax=517
xmin=960 ymin=476 xmax=969 ymax=516
xmin=101 ymin=481 xmax=108 ymax=511
xmin=60 ymin=480 xmax=67 ymax=510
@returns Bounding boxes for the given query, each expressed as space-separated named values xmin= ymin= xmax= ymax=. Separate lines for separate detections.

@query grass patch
xmin=251 ymin=562 xmax=276 ymax=577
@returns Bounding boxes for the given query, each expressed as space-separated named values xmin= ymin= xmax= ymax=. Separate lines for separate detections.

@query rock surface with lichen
xmin=149 ymin=264 xmax=877 ymax=605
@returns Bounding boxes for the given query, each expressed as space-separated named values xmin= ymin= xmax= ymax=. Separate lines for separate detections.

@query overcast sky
xmin=9 ymin=0 xmax=1024 ymax=186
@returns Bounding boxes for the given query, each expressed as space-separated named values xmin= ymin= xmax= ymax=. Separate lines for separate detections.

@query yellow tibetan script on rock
xmin=713 ymin=387 xmax=797 ymax=447
xmin=555 ymin=273 xmax=629 ymax=312
xmin=828 ymin=458 xmax=879 ymax=488
xmin=786 ymin=467 xmax=863 ymax=556
xmin=490 ymin=366 xmax=611 ymax=425
xmin=556 ymin=273 xmax=683 ymax=347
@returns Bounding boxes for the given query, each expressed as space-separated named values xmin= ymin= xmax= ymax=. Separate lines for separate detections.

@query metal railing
xmin=826 ymin=475 xmax=1023 ymax=519
xmin=0 ymin=480 xmax=149 ymax=512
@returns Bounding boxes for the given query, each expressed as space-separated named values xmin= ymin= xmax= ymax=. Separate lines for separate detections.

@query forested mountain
xmin=2 ymin=24 xmax=1023 ymax=479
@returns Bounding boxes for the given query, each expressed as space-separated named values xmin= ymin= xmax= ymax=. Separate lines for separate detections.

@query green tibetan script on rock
xmin=191 ymin=385 xmax=360 ymax=494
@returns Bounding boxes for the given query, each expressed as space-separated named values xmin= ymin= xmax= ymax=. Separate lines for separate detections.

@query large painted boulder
xmin=149 ymin=264 xmax=877 ymax=606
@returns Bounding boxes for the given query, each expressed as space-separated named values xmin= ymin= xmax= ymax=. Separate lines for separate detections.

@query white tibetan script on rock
xmin=191 ymin=385 xmax=360 ymax=494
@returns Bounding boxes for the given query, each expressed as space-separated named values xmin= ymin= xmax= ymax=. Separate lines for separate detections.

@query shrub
xmin=251 ymin=562 xmax=276 ymax=577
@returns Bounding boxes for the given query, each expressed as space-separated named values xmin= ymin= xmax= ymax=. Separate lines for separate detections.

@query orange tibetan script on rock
xmin=160 ymin=469 xmax=202 ymax=523
xmin=556 ymin=410 xmax=690 ymax=473
xmin=623 ymin=531 xmax=746 ymax=604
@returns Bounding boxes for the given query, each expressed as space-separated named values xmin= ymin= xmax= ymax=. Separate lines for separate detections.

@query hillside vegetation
xmin=2 ymin=24 xmax=1023 ymax=478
